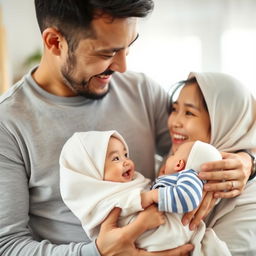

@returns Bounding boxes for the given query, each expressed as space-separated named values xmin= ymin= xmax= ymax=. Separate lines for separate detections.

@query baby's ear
xmin=174 ymin=160 xmax=185 ymax=171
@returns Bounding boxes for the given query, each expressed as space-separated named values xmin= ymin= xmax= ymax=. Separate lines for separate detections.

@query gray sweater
xmin=0 ymin=68 xmax=170 ymax=255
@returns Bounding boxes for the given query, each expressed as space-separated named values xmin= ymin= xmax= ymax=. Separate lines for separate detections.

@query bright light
xmin=127 ymin=36 xmax=202 ymax=91
xmin=221 ymin=30 xmax=256 ymax=97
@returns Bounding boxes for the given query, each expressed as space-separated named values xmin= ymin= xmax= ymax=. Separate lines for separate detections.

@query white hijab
xmin=59 ymin=130 xmax=150 ymax=240
xmin=189 ymin=72 xmax=256 ymax=151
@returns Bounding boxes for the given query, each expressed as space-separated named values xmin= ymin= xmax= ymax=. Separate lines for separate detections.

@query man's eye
xmin=100 ymin=52 xmax=116 ymax=59
xmin=101 ymin=55 xmax=114 ymax=59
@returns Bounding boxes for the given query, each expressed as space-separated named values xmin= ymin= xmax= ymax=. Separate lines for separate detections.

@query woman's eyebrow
xmin=184 ymin=103 xmax=200 ymax=110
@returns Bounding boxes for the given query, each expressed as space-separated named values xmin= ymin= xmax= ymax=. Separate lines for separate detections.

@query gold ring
xmin=231 ymin=181 xmax=235 ymax=190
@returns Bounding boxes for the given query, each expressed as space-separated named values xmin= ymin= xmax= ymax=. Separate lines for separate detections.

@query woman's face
xmin=168 ymin=82 xmax=211 ymax=153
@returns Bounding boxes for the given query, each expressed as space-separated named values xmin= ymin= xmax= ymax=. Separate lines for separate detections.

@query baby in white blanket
xmin=59 ymin=130 xmax=231 ymax=255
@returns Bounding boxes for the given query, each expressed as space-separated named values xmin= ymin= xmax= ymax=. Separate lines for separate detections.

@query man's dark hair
xmin=34 ymin=0 xmax=154 ymax=51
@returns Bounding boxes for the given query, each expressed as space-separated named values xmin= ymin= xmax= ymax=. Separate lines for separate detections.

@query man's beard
xmin=61 ymin=53 xmax=114 ymax=100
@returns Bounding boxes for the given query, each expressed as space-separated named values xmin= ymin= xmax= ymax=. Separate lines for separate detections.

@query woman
xmin=167 ymin=72 xmax=256 ymax=255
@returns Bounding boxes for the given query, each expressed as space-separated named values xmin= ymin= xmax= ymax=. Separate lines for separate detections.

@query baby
xmin=60 ymin=130 xmax=230 ymax=255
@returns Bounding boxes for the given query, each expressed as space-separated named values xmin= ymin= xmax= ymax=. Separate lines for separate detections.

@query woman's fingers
xmin=188 ymin=192 xmax=215 ymax=230
xmin=198 ymin=152 xmax=248 ymax=197
xmin=182 ymin=191 xmax=216 ymax=230
xmin=203 ymin=179 xmax=243 ymax=192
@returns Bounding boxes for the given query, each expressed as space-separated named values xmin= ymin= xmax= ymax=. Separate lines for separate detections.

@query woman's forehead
xmin=178 ymin=83 xmax=205 ymax=107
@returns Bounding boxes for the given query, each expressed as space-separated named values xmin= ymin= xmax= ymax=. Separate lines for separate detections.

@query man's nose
xmin=109 ymin=50 xmax=127 ymax=73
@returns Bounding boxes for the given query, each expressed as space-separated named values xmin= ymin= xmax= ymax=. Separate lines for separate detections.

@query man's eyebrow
xmin=98 ymin=33 xmax=139 ymax=53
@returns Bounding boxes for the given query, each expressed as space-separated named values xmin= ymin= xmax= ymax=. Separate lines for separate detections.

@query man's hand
xmin=134 ymin=204 xmax=165 ymax=231
xmin=96 ymin=207 xmax=194 ymax=256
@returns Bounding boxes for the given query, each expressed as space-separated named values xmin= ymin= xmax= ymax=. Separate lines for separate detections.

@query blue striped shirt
xmin=152 ymin=169 xmax=204 ymax=213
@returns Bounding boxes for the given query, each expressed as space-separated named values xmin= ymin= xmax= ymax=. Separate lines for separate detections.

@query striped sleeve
xmin=152 ymin=169 xmax=204 ymax=213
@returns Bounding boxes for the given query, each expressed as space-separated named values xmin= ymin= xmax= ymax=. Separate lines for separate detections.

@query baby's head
xmin=164 ymin=141 xmax=194 ymax=174
xmin=103 ymin=136 xmax=135 ymax=182
xmin=164 ymin=140 xmax=221 ymax=175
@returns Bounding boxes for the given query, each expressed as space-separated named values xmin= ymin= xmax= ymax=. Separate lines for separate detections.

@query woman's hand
xmin=97 ymin=207 xmax=194 ymax=256
xmin=198 ymin=152 xmax=251 ymax=198
xmin=182 ymin=190 xmax=217 ymax=230
xmin=182 ymin=151 xmax=251 ymax=230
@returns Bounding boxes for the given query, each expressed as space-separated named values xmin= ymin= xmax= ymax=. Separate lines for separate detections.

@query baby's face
xmin=104 ymin=137 xmax=135 ymax=182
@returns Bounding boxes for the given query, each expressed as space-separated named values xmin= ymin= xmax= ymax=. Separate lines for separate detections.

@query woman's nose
xmin=169 ymin=114 xmax=183 ymax=129
xmin=173 ymin=118 xmax=182 ymax=128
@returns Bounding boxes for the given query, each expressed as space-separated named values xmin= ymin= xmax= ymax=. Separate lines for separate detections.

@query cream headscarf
xmin=188 ymin=72 xmax=256 ymax=152
xmin=59 ymin=130 xmax=150 ymax=240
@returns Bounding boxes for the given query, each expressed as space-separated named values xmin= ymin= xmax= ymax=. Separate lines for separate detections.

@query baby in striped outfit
xmin=141 ymin=140 xmax=221 ymax=214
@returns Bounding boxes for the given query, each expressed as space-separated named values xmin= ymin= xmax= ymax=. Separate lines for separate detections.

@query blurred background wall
xmin=1 ymin=0 xmax=256 ymax=96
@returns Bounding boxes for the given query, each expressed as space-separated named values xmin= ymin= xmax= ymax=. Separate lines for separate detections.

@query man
xmin=0 ymin=0 xmax=193 ymax=255
xmin=0 ymin=1 xmax=254 ymax=255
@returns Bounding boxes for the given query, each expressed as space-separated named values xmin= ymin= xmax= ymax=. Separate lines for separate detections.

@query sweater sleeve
xmin=0 ymin=125 xmax=100 ymax=256
xmin=153 ymin=170 xmax=204 ymax=213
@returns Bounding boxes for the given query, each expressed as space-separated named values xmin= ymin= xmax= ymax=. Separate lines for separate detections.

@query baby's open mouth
xmin=122 ymin=169 xmax=131 ymax=178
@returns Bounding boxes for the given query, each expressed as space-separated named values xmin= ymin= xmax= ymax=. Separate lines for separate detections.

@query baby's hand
xmin=140 ymin=190 xmax=158 ymax=209
xmin=137 ymin=204 xmax=165 ymax=231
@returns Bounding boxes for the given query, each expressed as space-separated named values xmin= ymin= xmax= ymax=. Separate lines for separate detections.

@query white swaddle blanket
xmin=59 ymin=130 xmax=149 ymax=239
xmin=59 ymin=130 xmax=229 ymax=254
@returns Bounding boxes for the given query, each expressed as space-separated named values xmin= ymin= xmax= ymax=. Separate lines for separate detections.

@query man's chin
xmin=77 ymin=87 xmax=110 ymax=100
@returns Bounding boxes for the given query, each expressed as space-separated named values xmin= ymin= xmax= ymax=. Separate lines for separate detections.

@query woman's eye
xmin=171 ymin=106 xmax=177 ymax=112
xmin=185 ymin=111 xmax=195 ymax=116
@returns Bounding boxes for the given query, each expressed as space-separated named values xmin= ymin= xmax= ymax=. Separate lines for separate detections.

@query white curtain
xmin=128 ymin=0 xmax=256 ymax=96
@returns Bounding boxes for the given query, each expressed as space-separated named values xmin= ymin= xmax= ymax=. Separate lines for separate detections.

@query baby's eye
xmin=124 ymin=153 xmax=128 ymax=158
xmin=112 ymin=156 xmax=119 ymax=161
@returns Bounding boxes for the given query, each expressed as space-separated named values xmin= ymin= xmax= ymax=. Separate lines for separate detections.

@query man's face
xmin=60 ymin=16 xmax=138 ymax=99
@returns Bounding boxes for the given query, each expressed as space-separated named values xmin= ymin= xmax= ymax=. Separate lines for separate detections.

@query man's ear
xmin=174 ymin=159 xmax=185 ymax=171
xmin=42 ymin=28 xmax=65 ymax=56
